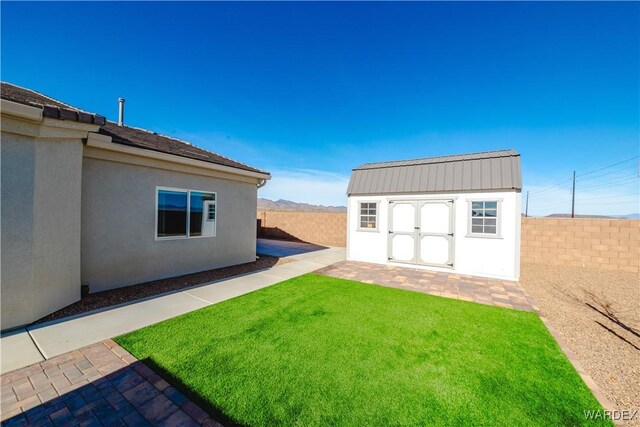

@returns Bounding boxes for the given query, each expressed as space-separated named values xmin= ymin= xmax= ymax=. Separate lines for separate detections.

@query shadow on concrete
xmin=257 ymin=223 xmax=307 ymax=243
xmin=256 ymin=238 xmax=328 ymax=257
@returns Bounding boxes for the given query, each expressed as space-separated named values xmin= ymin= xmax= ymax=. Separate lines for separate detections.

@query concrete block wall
xmin=521 ymin=218 xmax=640 ymax=273
xmin=256 ymin=211 xmax=639 ymax=273
xmin=257 ymin=211 xmax=347 ymax=247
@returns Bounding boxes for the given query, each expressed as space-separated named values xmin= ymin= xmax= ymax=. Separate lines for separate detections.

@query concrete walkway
xmin=1 ymin=240 xmax=345 ymax=375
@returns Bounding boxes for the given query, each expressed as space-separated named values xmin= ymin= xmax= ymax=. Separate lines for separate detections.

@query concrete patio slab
xmin=0 ymin=329 xmax=44 ymax=374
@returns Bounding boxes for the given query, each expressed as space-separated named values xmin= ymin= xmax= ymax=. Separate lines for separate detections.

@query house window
xmin=157 ymin=188 xmax=216 ymax=239
xmin=157 ymin=189 xmax=188 ymax=238
xmin=189 ymin=191 xmax=216 ymax=237
xmin=469 ymin=201 xmax=498 ymax=235
xmin=359 ymin=202 xmax=378 ymax=230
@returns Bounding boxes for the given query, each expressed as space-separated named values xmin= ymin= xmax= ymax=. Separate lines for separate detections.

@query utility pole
xmin=525 ymin=191 xmax=529 ymax=217
xmin=571 ymin=170 xmax=576 ymax=218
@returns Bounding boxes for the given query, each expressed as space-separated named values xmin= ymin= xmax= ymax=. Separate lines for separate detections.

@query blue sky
xmin=2 ymin=2 xmax=638 ymax=215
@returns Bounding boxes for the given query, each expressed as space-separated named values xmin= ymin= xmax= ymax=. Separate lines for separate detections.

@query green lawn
xmin=116 ymin=274 xmax=609 ymax=426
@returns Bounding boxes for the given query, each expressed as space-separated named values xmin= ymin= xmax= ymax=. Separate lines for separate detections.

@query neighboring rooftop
xmin=1 ymin=82 xmax=267 ymax=175
xmin=347 ymin=149 xmax=521 ymax=195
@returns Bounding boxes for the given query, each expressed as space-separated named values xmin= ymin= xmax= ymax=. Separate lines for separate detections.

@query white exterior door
xmin=388 ymin=201 xmax=417 ymax=262
xmin=388 ymin=200 xmax=454 ymax=267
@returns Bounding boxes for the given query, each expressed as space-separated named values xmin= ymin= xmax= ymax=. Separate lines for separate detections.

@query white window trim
xmin=466 ymin=198 xmax=503 ymax=239
xmin=357 ymin=200 xmax=380 ymax=232
xmin=155 ymin=186 xmax=217 ymax=241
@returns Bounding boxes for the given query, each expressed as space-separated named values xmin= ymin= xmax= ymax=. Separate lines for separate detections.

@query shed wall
xmin=347 ymin=191 xmax=521 ymax=280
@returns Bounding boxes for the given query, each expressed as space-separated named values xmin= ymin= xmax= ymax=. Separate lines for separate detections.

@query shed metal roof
xmin=347 ymin=149 xmax=521 ymax=195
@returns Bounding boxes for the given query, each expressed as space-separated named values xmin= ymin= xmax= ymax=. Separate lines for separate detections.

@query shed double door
xmin=388 ymin=200 xmax=454 ymax=267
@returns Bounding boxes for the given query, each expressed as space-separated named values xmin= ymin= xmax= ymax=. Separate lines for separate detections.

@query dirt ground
xmin=35 ymin=255 xmax=289 ymax=324
xmin=519 ymin=263 xmax=640 ymax=425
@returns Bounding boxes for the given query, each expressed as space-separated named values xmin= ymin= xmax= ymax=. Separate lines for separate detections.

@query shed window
xmin=469 ymin=201 xmax=498 ymax=235
xmin=157 ymin=188 xmax=216 ymax=239
xmin=359 ymin=202 xmax=378 ymax=230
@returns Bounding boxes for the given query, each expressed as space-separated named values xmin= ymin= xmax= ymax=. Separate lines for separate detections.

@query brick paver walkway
xmin=316 ymin=261 xmax=533 ymax=311
xmin=1 ymin=340 xmax=219 ymax=426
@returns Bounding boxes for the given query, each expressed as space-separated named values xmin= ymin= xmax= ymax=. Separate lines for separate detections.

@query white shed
xmin=346 ymin=150 xmax=522 ymax=281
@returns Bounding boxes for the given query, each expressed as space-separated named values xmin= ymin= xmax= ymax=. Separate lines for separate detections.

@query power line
xmin=527 ymin=178 xmax=572 ymax=196
xmin=574 ymin=163 xmax=639 ymax=183
xmin=528 ymin=156 xmax=639 ymax=196
xmin=527 ymin=154 xmax=639 ymax=215
xmin=578 ymin=175 xmax=639 ymax=192
xmin=575 ymin=193 xmax=639 ymax=201
xmin=576 ymin=155 xmax=639 ymax=178
xmin=577 ymin=199 xmax=639 ymax=206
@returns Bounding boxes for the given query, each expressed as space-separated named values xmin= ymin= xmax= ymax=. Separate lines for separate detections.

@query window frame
xmin=155 ymin=186 xmax=217 ymax=241
xmin=357 ymin=200 xmax=380 ymax=232
xmin=466 ymin=199 xmax=503 ymax=239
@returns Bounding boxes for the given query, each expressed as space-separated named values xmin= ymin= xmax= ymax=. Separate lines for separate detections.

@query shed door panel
xmin=419 ymin=235 xmax=450 ymax=265
xmin=418 ymin=201 xmax=454 ymax=267
xmin=388 ymin=202 xmax=416 ymax=263
xmin=420 ymin=203 xmax=450 ymax=234
xmin=391 ymin=202 xmax=415 ymax=233
xmin=388 ymin=200 xmax=454 ymax=268
xmin=391 ymin=234 xmax=415 ymax=262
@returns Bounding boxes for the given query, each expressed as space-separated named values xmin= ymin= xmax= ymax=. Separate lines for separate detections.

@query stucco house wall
xmin=347 ymin=191 xmax=521 ymax=280
xmin=1 ymin=112 xmax=97 ymax=330
xmin=81 ymin=155 xmax=258 ymax=292
xmin=1 ymin=83 xmax=269 ymax=330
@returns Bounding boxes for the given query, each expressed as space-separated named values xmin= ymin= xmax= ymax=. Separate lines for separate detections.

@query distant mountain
xmin=258 ymin=198 xmax=347 ymax=212
xmin=610 ymin=213 xmax=640 ymax=219
xmin=545 ymin=213 xmax=640 ymax=219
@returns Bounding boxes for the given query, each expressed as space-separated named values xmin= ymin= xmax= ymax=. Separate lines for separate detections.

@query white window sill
xmin=465 ymin=234 xmax=503 ymax=240
xmin=155 ymin=235 xmax=216 ymax=241
xmin=356 ymin=228 xmax=379 ymax=233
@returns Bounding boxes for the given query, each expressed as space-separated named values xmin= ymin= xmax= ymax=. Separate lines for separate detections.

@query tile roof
xmin=1 ymin=82 xmax=106 ymax=125
xmin=1 ymin=82 xmax=268 ymax=175
xmin=347 ymin=149 xmax=521 ymax=195
xmin=99 ymin=122 xmax=267 ymax=174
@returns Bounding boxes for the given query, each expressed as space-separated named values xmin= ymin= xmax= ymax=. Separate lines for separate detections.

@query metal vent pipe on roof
xmin=118 ymin=97 xmax=125 ymax=126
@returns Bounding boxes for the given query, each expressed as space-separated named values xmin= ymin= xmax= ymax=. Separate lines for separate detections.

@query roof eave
xmin=86 ymin=132 xmax=271 ymax=181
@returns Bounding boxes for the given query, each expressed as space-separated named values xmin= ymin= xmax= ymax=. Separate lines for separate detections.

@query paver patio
xmin=316 ymin=261 xmax=533 ymax=311
xmin=0 ymin=340 xmax=217 ymax=426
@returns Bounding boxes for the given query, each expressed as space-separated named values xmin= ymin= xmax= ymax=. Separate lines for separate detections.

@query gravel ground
xmin=519 ymin=263 xmax=640 ymax=425
xmin=35 ymin=255 xmax=290 ymax=324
